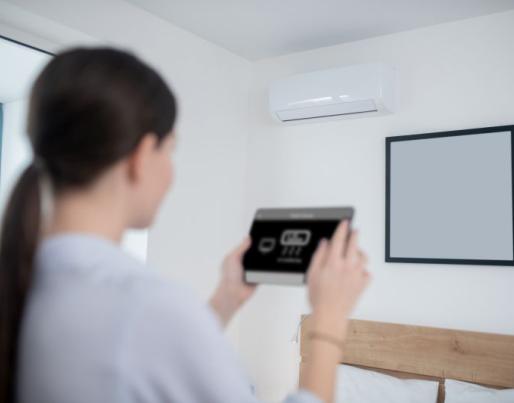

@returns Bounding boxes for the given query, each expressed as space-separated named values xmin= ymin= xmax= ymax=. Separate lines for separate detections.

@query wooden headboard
xmin=299 ymin=315 xmax=514 ymax=403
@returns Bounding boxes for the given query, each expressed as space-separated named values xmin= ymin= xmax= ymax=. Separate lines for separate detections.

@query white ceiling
xmin=0 ymin=37 xmax=51 ymax=103
xmin=127 ymin=0 xmax=514 ymax=60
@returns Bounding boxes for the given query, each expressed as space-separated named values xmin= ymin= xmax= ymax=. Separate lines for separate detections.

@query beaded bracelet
xmin=308 ymin=331 xmax=345 ymax=352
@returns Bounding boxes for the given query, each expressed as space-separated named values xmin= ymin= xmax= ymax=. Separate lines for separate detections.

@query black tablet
xmin=243 ymin=207 xmax=354 ymax=285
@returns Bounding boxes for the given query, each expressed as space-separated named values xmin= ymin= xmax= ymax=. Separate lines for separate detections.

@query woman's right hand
xmin=306 ymin=220 xmax=370 ymax=338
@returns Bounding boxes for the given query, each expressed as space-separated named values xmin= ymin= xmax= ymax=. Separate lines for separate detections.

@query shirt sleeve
xmin=122 ymin=279 xmax=322 ymax=403
xmin=285 ymin=389 xmax=324 ymax=403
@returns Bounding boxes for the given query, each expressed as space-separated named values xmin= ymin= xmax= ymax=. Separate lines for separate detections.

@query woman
xmin=0 ymin=48 xmax=369 ymax=403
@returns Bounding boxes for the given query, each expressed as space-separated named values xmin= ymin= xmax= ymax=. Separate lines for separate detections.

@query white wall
xmin=239 ymin=10 xmax=514 ymax=401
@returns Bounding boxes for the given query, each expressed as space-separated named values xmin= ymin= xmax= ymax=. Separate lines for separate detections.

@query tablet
xmin=243 ymin=207 xmax=354 ymax=285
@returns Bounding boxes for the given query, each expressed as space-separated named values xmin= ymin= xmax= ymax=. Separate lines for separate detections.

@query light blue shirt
xmin=18 ymin=233 xmax=321 ymax=403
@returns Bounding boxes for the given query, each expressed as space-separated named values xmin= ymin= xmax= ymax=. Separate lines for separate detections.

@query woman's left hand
xmin=209 ymin=237 xmax=257 ymax=327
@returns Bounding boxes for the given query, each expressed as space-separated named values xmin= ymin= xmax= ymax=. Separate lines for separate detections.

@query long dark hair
xmin=0 ymin=47 xmax=176 ymax=402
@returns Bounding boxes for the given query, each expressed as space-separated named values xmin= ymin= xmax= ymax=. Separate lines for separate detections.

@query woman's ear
xmin=126 ymin=133 xmax=159 ymax=184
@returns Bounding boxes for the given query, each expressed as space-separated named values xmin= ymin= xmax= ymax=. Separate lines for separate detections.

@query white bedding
xmin=334 ymin=364 xmax=439 ymax=403
xmin=445 ymin=379 xmax=514 ymax=403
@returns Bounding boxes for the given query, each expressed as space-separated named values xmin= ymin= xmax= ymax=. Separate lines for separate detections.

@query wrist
xmin=311 ymin=308 xmax=348 ymax=340
xmin=307 ymin=330 xmax=345 ymax=354
xmin=209 ymin=286 xmax=239 ymax=327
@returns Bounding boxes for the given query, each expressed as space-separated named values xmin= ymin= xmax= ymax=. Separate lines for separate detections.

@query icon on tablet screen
xmin=280 ymin=229 xmax=311 ymax=246
xmin=258 ymin=238 xmax=276 ymax=254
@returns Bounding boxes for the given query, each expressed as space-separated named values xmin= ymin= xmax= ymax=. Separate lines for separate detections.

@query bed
xmin=299 ymin=315 xmax=514 ymax=403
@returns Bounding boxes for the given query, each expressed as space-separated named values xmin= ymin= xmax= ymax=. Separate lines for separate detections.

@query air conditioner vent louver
xmin=269 ymin=63 xmax=395 ymax=124
xmin=276 ymin=99 xmax=378 ymax=122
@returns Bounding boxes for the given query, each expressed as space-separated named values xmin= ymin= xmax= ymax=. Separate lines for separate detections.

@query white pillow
xmin=335 ymin=364 xmax=439 ymax=403
xmin=445 ymin=379 xmax=514 ymax=403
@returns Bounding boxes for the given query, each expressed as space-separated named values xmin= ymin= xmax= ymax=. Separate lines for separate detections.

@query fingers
xmin=345 ymin=230 xmax=360 ymax=264
xmin=358 ymin=250 xmax=368 ymax=267
xmin=361 ymin=269 xmax=372 ymax=287
xmin=327 ymin=219 xmax=350 ymax=262
xmin=308 ymin=239 xmax=329 ymax=275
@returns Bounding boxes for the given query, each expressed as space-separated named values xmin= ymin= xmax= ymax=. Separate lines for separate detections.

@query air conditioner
xmin=269 ymin=63 xmax=395 ymax=123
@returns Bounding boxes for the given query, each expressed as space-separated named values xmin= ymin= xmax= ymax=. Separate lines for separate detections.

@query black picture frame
xmin=385 ymin=124 xmax=514 ymax=266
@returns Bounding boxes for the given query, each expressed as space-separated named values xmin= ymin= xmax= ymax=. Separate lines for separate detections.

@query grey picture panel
xmin=389 ymin=130 xmax=513 ymax=261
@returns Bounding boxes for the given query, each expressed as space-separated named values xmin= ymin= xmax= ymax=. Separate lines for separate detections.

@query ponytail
xmin=0 ymin=163 xmax=41 ymax=402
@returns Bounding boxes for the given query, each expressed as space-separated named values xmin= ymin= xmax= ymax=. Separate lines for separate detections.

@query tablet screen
xmin=243 ymin=207 xmax=353 ymax=274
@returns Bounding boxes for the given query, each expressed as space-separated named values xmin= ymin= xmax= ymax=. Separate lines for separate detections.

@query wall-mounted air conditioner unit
xmin=269 ymin=63 xmax=395 ymax=123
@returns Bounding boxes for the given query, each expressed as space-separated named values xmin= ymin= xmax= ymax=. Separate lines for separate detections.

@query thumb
xmin=230 ymin=236 xmax=252 ymax=261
